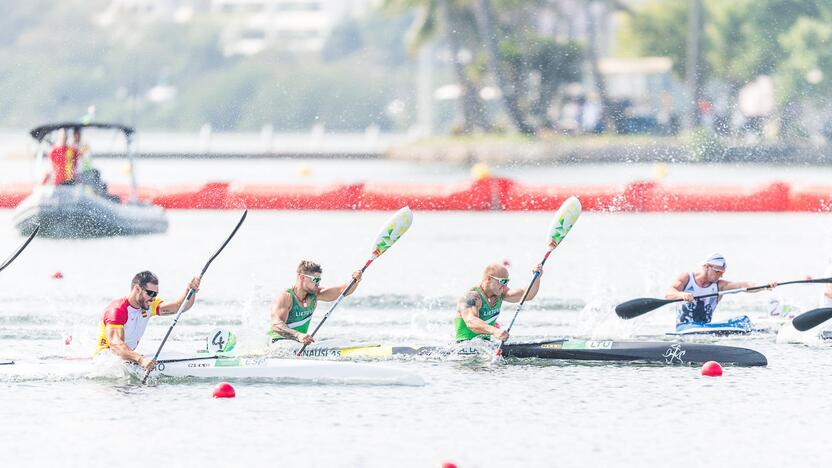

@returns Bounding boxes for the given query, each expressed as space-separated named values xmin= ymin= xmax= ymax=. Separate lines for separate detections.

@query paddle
xmin=792 ymin=307 xmax=832 ymax=331
xmin=0 ymin=225 xmax=39 ymax=274
xmin=141 ymin=210 xmax=247 ymax=384
xmin=494 ymin=196 xmax=582 ymax=359
xmin=296 ymin=206 xmax=413 ymax=356
xmin=616 ymin=277 xmax=832 ymax=320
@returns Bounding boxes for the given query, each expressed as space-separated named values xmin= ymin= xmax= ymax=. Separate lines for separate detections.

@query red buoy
xmin=52 ymin=271 xmax=64 ymax=279
xmin=212 ymin=382 xmax=236 ymax=398
xmin=440 ymin=463 xmax=458 ymax=468
xmin=701 ymin=361 xmax=723 ymax=377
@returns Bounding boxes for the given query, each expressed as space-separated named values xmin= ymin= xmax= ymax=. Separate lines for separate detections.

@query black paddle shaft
xmin=296 ymin=261 xmax=371 ymax=356
xmin=141 ymin=210 xmax=247 ymax=384
xmin=616 ymin=277 xmax=832 ymax=320
xmin=0 ymin=225 xmax=39 ymax=273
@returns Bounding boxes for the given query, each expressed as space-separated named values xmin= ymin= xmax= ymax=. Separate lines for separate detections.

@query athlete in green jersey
xmin=455 ymin=262 xmax=543 ymax=342
xmin=269 ymin=260 xmax=363 ymax=345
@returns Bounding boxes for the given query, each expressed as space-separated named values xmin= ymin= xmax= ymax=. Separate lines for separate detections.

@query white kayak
xmin=131 ymin=354 xmax=424 ymax=386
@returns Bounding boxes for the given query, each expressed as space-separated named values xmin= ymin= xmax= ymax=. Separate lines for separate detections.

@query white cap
xmin=703 ymin=253 xmax=726 ymax=270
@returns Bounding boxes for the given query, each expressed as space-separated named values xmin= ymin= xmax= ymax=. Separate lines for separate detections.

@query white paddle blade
xmin=371 ymin=206 xmax=414 ymax=257
xmin=548 ymin=196 xmax=581 ymax=248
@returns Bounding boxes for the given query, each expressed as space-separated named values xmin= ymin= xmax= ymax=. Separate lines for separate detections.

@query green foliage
xmin=0 ymin=0 xmax=412 ymax=131
xmin=616 ymin=0 xmax=689 ymax=77
xmin=499 ymin=36 xmax=583 ymax=127
xmin=620 ymin=0 xmax=828 ymax=88
xmin=777 ymin=16 xmax=832 ymax=104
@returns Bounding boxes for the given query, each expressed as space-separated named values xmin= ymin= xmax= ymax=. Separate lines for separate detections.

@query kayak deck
xmin=135 ymin=355 xmax=425 ymax=386
xmin=289 ymin=338 xmax=767 ymax=367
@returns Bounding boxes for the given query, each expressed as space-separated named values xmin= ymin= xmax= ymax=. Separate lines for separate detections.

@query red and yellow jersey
xmin=49 ymin=145 xmax=78 ymax=185
xmin=96 ymin=297 xmax=162 ymax=353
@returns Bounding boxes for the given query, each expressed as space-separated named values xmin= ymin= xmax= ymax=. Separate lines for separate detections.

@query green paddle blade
xmin=371 ymin=206 xmax=414 ymax=258
xmin=615 ymin=297 xmax=676 ymax=319
xmin=548 ymin=196 xmax=581 ymax=248
xmin=791 ymin=307 xmax=832 ymax=331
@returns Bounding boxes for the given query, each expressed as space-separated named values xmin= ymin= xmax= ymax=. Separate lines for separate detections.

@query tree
xmin=384 ymin=0 xmax=492 ymax=133
xmin=472 ymin=0 xmax=536 ymax=134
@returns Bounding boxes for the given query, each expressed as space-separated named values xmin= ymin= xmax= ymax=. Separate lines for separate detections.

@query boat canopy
xmin=29 ymin=122 xmax=134 ymax=142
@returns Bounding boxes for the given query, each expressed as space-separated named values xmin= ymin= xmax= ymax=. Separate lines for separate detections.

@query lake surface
xmin=1 ymin=204 xmax=831 ymax=467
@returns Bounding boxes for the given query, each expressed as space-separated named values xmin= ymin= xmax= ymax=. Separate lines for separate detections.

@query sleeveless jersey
xmin=676 ymin=272 xmax=719 ymax=324
xmin=268 ymin=288 xmax=317 ymax=341
xmin=455 ymin=287 xmax=503 ymax=341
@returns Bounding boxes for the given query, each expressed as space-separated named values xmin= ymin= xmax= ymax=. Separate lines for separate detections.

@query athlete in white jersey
xmin=97 ymin=271 xmax=201 ymax=371
xmin=666 ymin=254 xmax=777 ymax=327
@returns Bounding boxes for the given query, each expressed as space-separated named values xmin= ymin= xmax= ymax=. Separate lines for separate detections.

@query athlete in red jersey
xmin=49 ymin=129 xmax=79 ymax=185
xmin=97 ymin=271 xmax=201 ymax=371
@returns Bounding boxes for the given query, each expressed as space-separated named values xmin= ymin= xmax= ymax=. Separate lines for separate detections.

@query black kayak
xmin=294 ymin=339 xmax=767 ymax=367
xmin=500 ymin=339 xmax=767 ymax=366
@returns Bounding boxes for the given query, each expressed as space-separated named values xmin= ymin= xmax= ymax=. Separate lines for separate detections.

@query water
xmin=1 ymin=205 xmax=832 ymax=467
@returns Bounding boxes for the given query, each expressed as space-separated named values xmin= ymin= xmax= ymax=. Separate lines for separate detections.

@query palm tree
xmin=384 ymin=0 xmax=491 ymax=132
xmin=471 ymin=0 xmax=536 ymax=135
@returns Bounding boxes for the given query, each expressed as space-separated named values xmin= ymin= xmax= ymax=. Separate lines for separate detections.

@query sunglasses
xmin=143 ymin=287 xmax=159 ymax=298
xmin=489 ymin=275 xmax=510 ymax=285
xmin=302 ymin=274 xmax=322 ymax=284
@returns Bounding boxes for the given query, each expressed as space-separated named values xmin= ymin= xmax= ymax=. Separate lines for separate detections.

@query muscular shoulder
xmin=458 ymin=290 xmax=481 ymax=309
xmin=103 ymin=298 xmax=129 ymax=325
xmin=672 ymin=273 xmax=689 ymax=287
xmin=272 ymin=290 xmax=293 ymax=309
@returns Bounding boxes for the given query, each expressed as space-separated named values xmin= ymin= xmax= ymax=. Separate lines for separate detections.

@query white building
xmin=97 ymin=0 xmax=380 ymax=55
xmin=210 ymin=0 xmax=380 ymax=55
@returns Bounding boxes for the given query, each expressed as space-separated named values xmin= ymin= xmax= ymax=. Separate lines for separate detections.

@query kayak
xmin=289 ymin=338 xmax=767 ymax=367
xmin=666 ymin=315 xmax=767 ymax=336
xmin=131 ymin=354 xmax=424 ymax=386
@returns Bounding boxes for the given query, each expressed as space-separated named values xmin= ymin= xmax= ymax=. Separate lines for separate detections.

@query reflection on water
xmin=1 ymin=208 xmax=832 ymax=467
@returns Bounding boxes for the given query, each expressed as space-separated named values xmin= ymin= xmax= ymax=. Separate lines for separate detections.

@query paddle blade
xmin=371 ymin=206 xmax=413 ymax=258
xmin=791 ymin=307 xmax=832 ymax=331
xmin=615 ymin=297 xmax=675 ymax=319
xmin=548 ymin=196 xmax=581 ymax=248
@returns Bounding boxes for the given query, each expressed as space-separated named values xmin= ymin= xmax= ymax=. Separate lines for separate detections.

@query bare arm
xmin=269 ymin=292 xmax=308 ymax=343
xmin=666 ymin=273 xmax=693 ymax=301
xmin=718 ymin=279 xmax=776 ymax=292
xmin=106 ymin=327 xmax=153 ymax=369
xmin=457 ymin=292 xmax=506 ymax=340
xmin=158 ymin=276 xmax=201 ymax=315
xmin=504 ymin=265 xmax=543 ymax=303
xmin=318 ymin=270 xmax=363 ymax=301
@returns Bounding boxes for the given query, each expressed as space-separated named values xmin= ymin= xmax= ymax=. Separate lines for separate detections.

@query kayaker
xmin=455 ymin=262 xmax=543 ymax=342
xmin=268 ymin=261 xmax=362 ymax=345
xmin=666 ymin=254 xmax=777 ymax=331
xmin=96 ymin=271 xmax=201 ymax=370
